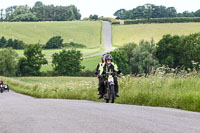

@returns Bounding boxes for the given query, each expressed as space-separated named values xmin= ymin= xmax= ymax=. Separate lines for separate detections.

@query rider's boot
xmin=98 ymin=94 xmax=103 ymax=99
xmin=115 ymin=93 xmax=120 ymax=97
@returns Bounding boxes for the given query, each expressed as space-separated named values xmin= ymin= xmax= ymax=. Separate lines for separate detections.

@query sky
xmin=0 ymin=0 xmax=200 ymax=18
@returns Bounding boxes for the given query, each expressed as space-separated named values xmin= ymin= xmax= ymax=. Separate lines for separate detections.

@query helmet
xmin=101 ymin=54 xmax=107 ymax=60
xmin=105 ymin=54 xmax=112 ymax=61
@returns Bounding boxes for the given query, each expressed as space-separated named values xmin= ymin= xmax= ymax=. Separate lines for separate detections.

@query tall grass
xmin=2 ymin=74 xmax=200 ymax=112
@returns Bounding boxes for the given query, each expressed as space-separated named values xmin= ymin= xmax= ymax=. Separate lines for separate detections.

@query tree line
xmin=0 ymin=36 xmax=86 ymax=49
xmin=0 ymin=1 xmax=81 ymax=21
xmin=0 ymin=45 xmax=84 ymax=77
xmin=114 ymin=4 xmax=200 ymax=20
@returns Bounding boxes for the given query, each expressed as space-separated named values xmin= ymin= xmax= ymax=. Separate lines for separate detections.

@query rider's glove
xmin=98 ymin=74 xmax=102 ymax=78
xmin=117 ymin=69 xmax=122 ymax=74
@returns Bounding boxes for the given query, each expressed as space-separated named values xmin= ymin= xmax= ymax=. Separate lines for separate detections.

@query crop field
xmin=2 ymin=74 xmax=200 ymax=112
xmin=0 ymin=21 xmax=102 ymax=48
xmin=112 ymin=22 xmax=200 ymax=46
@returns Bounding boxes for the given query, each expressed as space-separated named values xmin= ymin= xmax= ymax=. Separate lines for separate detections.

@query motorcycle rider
xmin=0 ymin=80 xmax=3 ymax=85
xmin=95 ymin=54 xmax=107 ymax=96
xmin=98 ymin=54 xmax=121 ymax=99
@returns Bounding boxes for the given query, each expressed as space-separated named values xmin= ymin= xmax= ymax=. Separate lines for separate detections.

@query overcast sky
xmin=0 ymin=0 xmax=200 ymax=18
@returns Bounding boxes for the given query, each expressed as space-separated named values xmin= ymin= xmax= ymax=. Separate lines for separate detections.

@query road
xmin=83 ymin=21 xmax=115 ymax=59
xmin=1 ymin=91 xmax=200 ymax=133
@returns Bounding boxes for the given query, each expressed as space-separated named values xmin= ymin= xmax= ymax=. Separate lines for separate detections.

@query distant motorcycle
xmin=103 ymin=72 xmax=118 ymax=103
xmin=4 ymin=84 xmax=9 ymax=92
xmin=0 ymin=84 xmax=4 ymax=93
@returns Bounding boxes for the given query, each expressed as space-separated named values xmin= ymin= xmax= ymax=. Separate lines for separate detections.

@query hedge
xmin=124 ymin=17 xmax=200 ymax=25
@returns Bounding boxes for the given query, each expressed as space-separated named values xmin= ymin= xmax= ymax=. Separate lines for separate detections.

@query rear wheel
xmin=105 ymin=99 xmax=109 ymax=103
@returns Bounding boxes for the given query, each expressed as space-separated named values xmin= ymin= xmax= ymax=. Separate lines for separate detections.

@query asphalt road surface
xmin=1 ymin=91 xmax=200 ymax=133
xmin=83 ymin=21 xmax=115 ymax=59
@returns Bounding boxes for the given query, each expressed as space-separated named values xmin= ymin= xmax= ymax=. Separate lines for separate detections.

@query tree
xmin=0 ymin=48 xmax=18 ymax=76
xmin=0 ymin=37 xmax=7 ymax=48
xmin=181 ymin=33 xmax=200 ymax=70
xmin=0 ymin=9 xmax=3 ymax=21
xmin=12 ymin=5 xmax=37 ymax=21
xmin=194 ymin=9 xmax=200 ymax=17
xmin=32 ymin=1 xmax=45 ymax=21
xmin=18 ymin=44 xmax=48 ymax=76
xmin=130 ymin=40 xmax=159 ymax=76
xmin=114 ymin=9 xmax=126 ymax=19
xmin=156 ymin=34 xmax=183 ymax=68
xmin=119 ymin=42 xmax=137 ymax=62
xmin=108 ymin=49 xmax=130 ymax=75
xmin=44 ymin=36 xmax=63 ymax=49
xmin=52 ymin=49 xmax=84 ymax=76
xmin=89 ymin=14 xmax=98 ymax=20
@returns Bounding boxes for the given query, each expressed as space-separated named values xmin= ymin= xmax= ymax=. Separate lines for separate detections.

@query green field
xmin=0 ymin=21 xmax=102 ymax=48
xmin=112 ymin=23 xmax=200 ymax=46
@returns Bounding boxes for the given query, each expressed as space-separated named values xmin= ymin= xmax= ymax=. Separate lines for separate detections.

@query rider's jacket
xmin=96 ymin=62 xmax=103 ymax=75
xmin=99 ymin=62 xmax=118 ymax=75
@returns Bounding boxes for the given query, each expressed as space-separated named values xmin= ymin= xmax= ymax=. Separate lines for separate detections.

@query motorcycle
xmin=103 ymin=72 xmax=118 ymax=103
xmin=4 ymin=84 xmax=9 ymax=92
xmin=0 ymin=84 xmax=4 ymax=93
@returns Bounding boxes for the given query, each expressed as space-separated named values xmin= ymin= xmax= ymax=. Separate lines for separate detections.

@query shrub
xmin=63 ymin=42 xmax=86 ymax=48
xmin=124 ymin=17 xmax=200 ymax=25
xmin=156 ymin=33 xmax=200 ymax=71
xmin=156 ymin=34 xmax=183 ymax=68
xmin=0 ymin=48 xmax=18 ymax=76
xmin=130 ymin=40 xmax=160 ymax=76
xmin=112 ymin=22 xmax=120 ymax=25
xmin=44 ymin=36 xmax=63 ymax=49
xmin=108 ymin=49 xmax=131 ymax=75
xmin=18 ymin=44 xmax=48 ymax=76
xmin=52 ymin=49 xmax=84 ymax=76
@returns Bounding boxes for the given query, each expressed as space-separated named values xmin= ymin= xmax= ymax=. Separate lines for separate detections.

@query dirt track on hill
xmin=1 ymin=91 xmax=200 ymax=133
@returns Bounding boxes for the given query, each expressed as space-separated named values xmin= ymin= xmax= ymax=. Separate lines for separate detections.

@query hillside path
xmin=1 ymin=91 xmax=200 ymax=133
xmin=83 ymin=21 xmax=115 ymax=59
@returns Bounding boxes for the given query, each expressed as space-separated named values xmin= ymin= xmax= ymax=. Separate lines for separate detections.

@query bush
xmin=112 ymin=22 xmax=120 ymax=25
xmin=124 ymin=17 xmax=200 ymax=24
xmin=156 ymin=33 xmax=200 ymax=71
xmin=63 ymin=42 xmax=86 ymax=48
xmin=119 ymin=42 xmax=137 ymax=62
xmin=108 ymin=49 xmax=131 ymax=75
xmin=156 ymin=34 xmax=183 ymax=68
xmin=130 ymin=40 xmax=160 ymax=76
xmin=0 ymin=36 xmax=26 ymax=49
xmin=0 ymin=48 xmax=18 ymax=76
xmin=89 ymin=14 xmax=98 ymax=20
xmin=44 ymin=36 xmax=63 ymax=49
xmin=98 ymin=17 xmax=116 ymax=23
xmin=52 ymin=49 xmax=84 ymax=76
xmin=18 ymin=44 xmax=48 ymax=76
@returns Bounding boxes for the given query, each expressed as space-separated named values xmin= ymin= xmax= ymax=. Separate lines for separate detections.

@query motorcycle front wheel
xmin=110 ymin=86 xmax=115 ymax=103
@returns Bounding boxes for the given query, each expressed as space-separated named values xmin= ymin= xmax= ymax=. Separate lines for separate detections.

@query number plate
xmin=108 ymin=76 xmax=113 ymax=82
